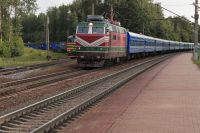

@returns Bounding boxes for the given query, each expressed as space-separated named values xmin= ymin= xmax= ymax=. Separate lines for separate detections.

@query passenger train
xmin=75 ymin=15 xmax=193 ymax=67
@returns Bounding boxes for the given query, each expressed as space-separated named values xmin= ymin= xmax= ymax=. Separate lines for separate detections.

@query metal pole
xmin=46 ymin=16 xmax=50 ymax=60
xmin=111 ymin=4 xmax=113 ymax=21
xmin=92 ymin=2 xmax=95 ymax=15
xmin=67 ymin=30 xmax=69 ymax=43
xmin=66 ymin=10 xmax=71 ymax=44
xmin=194 ymin=0 xmax=199 ymax=62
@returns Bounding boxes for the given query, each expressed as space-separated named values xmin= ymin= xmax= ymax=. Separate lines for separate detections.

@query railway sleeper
xmin=40 ymin=108 xmax=52 ymax=112
xmin=50 ymin=102 xmax=64 ymax=107
xmin=8 ymin=120 xmax=23 ymax=125
xmin=27 ymin=113 xmax=38 ymax=118
xmin=30 ymin=111 xmax=42 ymax=115
xmin=21 ymin=115 xmax=33 ymax=120
xmin=3 ymin=122 xmax=19 ymax=128
xmin=32 ymin=110 xmax=45 ymax=114
xmin=43 ymin=106 xmax=55 ymax=110
xmin=0 ymin=129 xmax=11 ymax=133
xmin=0 ymin=124 xmax=16 ymax=130
xmin=46 ymin=104 xmax=59 ymax=108
xmin=14 ymin=118 xmax=27 ymax=122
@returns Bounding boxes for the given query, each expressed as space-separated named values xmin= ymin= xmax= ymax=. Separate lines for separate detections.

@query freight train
xmin=75 ymin=15 xmax=193 ymax=68
xmin=26 ymin=42 xmax=66 ymax=52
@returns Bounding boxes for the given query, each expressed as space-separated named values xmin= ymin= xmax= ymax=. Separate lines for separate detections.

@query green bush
xmin=1 ymin=41 xmax=11 ymax=58
xmin=0 ymin=36 xmax=24 ymax=58
xmin=11 ymin=36 xmax=24 ymax=57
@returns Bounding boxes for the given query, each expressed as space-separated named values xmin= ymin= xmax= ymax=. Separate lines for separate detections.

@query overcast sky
xmin=36 ymin=0 xmax=72 ymax=14
xmin=154 ymin=0 xmax=194 ymax=21
xmin=37 ymin=0 xmax=195 ymax=21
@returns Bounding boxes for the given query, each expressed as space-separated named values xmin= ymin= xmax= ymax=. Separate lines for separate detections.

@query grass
xmin=0 ymin=48 xmax=67 ymax=67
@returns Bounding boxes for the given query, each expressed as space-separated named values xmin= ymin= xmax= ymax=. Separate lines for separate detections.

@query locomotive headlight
xmin=89 ymin=22 xmax=93 ymax=26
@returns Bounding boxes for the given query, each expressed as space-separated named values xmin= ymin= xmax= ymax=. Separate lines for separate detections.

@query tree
xmin=0 ymin=0 xmax=37 ymax=42
xmin=0 ymin=0 xmax=37 ymax=57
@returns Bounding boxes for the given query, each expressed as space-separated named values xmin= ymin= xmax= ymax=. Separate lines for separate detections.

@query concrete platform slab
xmin=59 ymin=53 xmax=200 ymax=133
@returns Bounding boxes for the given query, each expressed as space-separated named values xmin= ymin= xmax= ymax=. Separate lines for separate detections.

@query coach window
xmin=135 ymin=38 xmax=140 ymax=46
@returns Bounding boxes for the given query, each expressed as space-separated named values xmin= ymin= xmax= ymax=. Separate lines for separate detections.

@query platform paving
xmin=59 ymin=53 xmax=200 ymax=133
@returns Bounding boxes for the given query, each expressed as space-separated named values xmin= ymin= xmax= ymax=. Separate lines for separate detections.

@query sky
xmin=154 ymin=0 xmax=194 ymax=21
xmin=36 ymin=0 xmax=195 ymax=21
xmin=36 ymin=0 xmax=73 ymax=14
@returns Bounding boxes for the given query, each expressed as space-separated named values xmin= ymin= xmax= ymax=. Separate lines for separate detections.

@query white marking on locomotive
xmin=76 ymin=36 xmax=109 ymax=47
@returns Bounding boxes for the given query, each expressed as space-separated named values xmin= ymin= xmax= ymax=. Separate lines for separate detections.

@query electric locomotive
xmin=75 ymin=15 xmax=127 ymax=67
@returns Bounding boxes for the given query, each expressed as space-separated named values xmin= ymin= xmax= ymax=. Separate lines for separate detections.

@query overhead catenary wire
xmin=156 ymin=4 xmax=193 ymax=23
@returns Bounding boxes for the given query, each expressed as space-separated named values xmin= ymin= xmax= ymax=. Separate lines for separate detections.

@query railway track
xmin=0 ymin=69 xmax=88 ymax=97
xmin=0 ymin=59 xmax=67 ymax=76
xmin=0 ymin=54 xmax=174 ymax=133
xmin=0 ymin=55 xmax=163 ymax=98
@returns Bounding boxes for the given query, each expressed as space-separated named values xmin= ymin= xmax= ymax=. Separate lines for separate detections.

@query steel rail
xmin=0 ymin=70 xmax=79 ymax=88
xmin=0 ymin=54 xmax=174 ymax=133
xmin=0 ymin=70 xmax=87 ymax=96
xmin=0 ymin=59 xmax=67 ymax=76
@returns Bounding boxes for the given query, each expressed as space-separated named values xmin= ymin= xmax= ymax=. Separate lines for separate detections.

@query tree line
xmin=22 ymin=0 xmax=194 ymax=43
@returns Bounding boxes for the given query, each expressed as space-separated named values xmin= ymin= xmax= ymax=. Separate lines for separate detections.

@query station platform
xmin=60 ymin=53 xmax=200 ymax=133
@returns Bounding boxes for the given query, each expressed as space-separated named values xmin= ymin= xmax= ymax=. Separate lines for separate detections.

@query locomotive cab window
xmin=77 ymin=22 xmax=106 ymax=34
xmin=92 ymin=27 xmax=105 ymax=34
xmin=77 ymin=26 xmax=89 ymax=34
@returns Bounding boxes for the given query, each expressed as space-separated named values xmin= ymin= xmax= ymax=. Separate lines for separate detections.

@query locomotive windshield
xmin=77 ymin=27 xmax=89 ymax=34
xmin=77 ymin=22 xmax=105 ymax=34
xmin=92 ymin=27 xmax=104 ymax=34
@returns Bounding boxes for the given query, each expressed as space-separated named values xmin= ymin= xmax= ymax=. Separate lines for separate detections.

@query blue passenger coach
xmin=127 ymin=31 xmax=193 ymax=58
xmin=127 ymin=32 xmax=145 ymax=54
